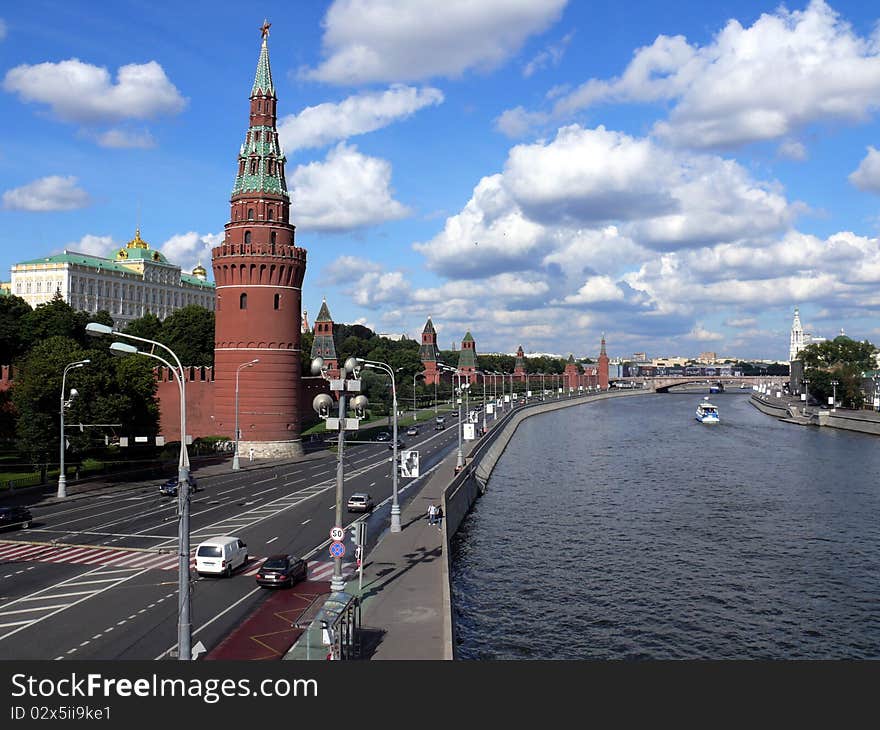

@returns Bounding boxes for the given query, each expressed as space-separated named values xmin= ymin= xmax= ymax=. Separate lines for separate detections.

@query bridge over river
xmin=610 ymin=374 xmax=787 ymax=393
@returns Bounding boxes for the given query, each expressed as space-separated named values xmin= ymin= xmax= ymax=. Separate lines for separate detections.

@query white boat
xmin=695 ymin=398 xmax=720 ymax=424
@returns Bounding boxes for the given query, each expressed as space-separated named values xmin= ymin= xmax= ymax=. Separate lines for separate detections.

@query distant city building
xmin=652 ymin=356 xmax=689 ymax=367
xmin=378 ymin=333 xmax=408 ymax=341
xmin=632 ymin=352 xmax=647 ymax=362
xmin=698 ymin=351 xmax=717 ymax=363
xmin=9 ymin=228 xmax=214 ymax=327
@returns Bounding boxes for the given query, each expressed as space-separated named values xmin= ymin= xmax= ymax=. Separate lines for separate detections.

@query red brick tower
xmin=513 ymin=345 xmax=526 ymax=381
xmin=457 ymin=331 xmax=478 ymax=384
xmin=419 ymin=316 xmax=441 ymax=385
xmin=211 ymin=22 xmax=307 ymax=458
xmin=564 ymin=354 xmax=580 ymax=391
xmin=598 ymin=333 xmax=609 ymax=390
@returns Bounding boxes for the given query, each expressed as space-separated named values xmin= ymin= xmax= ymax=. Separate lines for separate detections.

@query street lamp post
xmin=802 ymin=377 xmax=811 ymax=415
xmin=361 ymin=358 xmax=402 ymax=533
xmin=413 ymin=372 xmax=425 ymax=422
xmin=830 ymin=379 xmax=839 ymax=410
xmin=87 ymin=323 xmax=191 ymax=661
xmin=312 ymin=356 xmax=366 ymax=590
xmin=232 ymin=359 xmax=259 ymax=470
xmin=476 ymin=371 xmax=488 ymax=434
xmin=57 ymin=359 xmax=90 ymax=498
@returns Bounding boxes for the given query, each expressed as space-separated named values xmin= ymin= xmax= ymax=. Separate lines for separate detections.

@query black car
xmin=159 ymin=474 xmax=199 ymax=497
xmin=375 ymin=431 xmax=391 ymax=442
xmin=388 ymin=437 xmax=405 ymax=450
xmin=434 ymin=422 xmax=446 ymax=430
xmin=255 ymin=554 xmax=308 ymax=588
xmin=0 ymin=506 xmax=32 ymax=530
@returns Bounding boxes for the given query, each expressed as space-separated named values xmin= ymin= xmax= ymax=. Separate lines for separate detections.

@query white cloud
xmin=3 ymin=59 xmax=186 ymax=124
xmin=725 ymin=317 xmax=758 ymax=328
xmin=278 ymin=85 xmax=443 ymax=152
xmin=322 ymin=255 xmax=383 ymax=285
xmin=159 ymin=231 xmax=221 ymax=275
xmin=849 ymin=145 xmax=880 ymax=193
xmin=562 ymin=276 xmax=626 ymax=305
xmin=688 ymin=325 xmax=724 ymax=342
xmin=495 ymin=106 xmax=550 ymax=138
xmin=523 ymin=31 xmax=574 ymax=77
xmin=352 ymin=271 xmax=411 ymax=308
xmin=778 ymin=139 xmax=808 ymax=161
xmin=291 ymin=143 xmax=409 ymax=231
xmin=94 ymin=128 xmax=156 ymax=149
xmin=416 ymin=125 xmax=794 ymax=280
xmin=506 ymin=0 xmax=880 ymax=149
xmin=64 ymin=234 xmax=114 ymax=257
xmin=2 ymin=175 xmax=90 ymax=211
xmin=301 ymin=0 xmax=567 ymax=84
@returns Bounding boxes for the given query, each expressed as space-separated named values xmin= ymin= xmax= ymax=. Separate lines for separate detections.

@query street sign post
xmin=329 ymin=541 xmax=345 ymax=559
xmin=330 ymin=526 xmax=344 ymax=542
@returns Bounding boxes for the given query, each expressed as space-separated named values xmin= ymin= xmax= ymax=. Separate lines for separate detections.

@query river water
xmin=450 ymin=392 xmax=880 ymax=659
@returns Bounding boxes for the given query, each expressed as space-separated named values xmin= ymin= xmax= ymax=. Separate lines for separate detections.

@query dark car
xmin=0 ymin=506 xmax=32 ymax=530
xmin=255 ymin=554 xmax=308 ymax=588
xmin=388 ymin=437 xmax=405 ymax=450
xmin=159 ymin=474 xmax=199 ymax=497
xmin=375 ymin=431 xmax=391 ymax=442
xmin=434 ymin=421 xmax=446 ymax=430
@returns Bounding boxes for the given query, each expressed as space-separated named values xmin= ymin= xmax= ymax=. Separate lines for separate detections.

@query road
xmin=0 ymin=410 xmax=474 ymax=659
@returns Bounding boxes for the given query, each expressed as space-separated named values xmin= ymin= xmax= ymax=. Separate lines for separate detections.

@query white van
xmin=195 ymin=536 xmax=248 ymax=577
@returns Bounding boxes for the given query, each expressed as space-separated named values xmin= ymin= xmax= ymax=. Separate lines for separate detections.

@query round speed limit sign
xmin=330 ymin=526 xmax=345 ymax=542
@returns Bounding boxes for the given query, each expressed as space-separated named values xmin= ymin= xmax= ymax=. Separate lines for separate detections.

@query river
xmin=450 ymin=391 xmax=880 ymax=659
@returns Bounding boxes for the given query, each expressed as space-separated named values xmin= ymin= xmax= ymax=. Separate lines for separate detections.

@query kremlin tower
xmin=310 ymin=299 xmax=339 ymax=376
xmin=457 ymin=331 xmax=478 ymax=384
xmin=598 ymin=333 xmax=609 ymax=391
xmin=419 ymin=316 xmax=442 ymax=385
xmin=513 ymin=345 xmax=526 ymax=381
xmin=211 ymin=22 xmax=307 ymax=458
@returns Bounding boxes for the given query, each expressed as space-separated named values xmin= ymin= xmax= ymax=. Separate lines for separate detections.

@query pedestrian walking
xmin=248 ymin=447 xmax=255 ymax=462
xmin=435 ymin=505 xmax=443 ymax=530
xmin=427 ymin=503 xmax=436 ymax=525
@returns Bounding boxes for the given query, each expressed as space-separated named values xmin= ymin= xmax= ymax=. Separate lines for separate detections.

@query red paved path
xmin=206 ymin=581 xmax=331 ymax=660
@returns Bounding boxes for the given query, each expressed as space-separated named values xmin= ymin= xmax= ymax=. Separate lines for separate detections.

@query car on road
xmin=195 ymin=536 xmax=248 ymax=577
xmin=159 ymin=474 xmax=198 ymax=497
xmin=255 ymin=554 xmax=308 ymax=588
xmin=347 ymin=493 xmax=374 ymax=513
xmin=0 ymin=506 xmax=32 ymax=531
xmin=434 ymin=421 xmax=446 ymax=430
xmin=375 ymin=431 xmax=391 ymax=442
xmin=406 ymin=426 xmax=419 ymax=436
xmin=388 ymin=437 xmax=405 ymax=450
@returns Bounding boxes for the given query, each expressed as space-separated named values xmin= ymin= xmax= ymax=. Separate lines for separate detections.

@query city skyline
xmin=3 ymin=1 xmax=880 ymax=360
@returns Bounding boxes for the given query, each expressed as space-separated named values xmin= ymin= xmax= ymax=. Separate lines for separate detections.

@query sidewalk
xmin=353 ymin=437 xmax=466 ymax=660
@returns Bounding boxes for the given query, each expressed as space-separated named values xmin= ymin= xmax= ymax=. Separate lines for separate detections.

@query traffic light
xmin=350 ymin=524 xmax=360 ymax=545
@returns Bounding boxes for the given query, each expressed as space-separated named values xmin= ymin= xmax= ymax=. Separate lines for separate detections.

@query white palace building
xmin=7 ymin=228 xmax=214 ymax=327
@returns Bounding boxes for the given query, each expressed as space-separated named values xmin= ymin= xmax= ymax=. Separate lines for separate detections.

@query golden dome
xmin=126 ymin=227 xmax=150 ymax=249
xmin=192 ymin=262 xmax=207 ymax=278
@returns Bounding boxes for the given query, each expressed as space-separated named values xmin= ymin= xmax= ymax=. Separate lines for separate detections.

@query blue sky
xmin=3 ymin=0 xmax=880 ymax=361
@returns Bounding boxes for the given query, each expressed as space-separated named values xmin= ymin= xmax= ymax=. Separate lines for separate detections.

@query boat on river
xmin=695 ymin=398 xmax=720 ymax=424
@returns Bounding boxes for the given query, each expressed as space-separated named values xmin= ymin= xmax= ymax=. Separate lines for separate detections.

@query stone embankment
xmin=750 ymin=393 xmax=880 ymax=435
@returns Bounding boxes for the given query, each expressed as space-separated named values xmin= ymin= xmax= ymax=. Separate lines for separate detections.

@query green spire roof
xmin=252 ymin=37 xmax=275 ymax=97
xmin=422 ymin=317 xmax=436 ymax=334
xmin=568 ymin=354 xmax=575 ymax=363
xmin=462 ymin=331 xmax=474 ymax=343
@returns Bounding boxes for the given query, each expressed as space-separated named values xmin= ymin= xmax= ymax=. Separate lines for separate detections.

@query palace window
xmin=244 ymin=231 xmax=252 ymax=244
xmin=267 ymin=207 xmax=273 ymax=221
xmin=240 ymin=293 xmax=247 ymax=310
xmin=274 ymin=293 xmax=280 ymax=310
xmin=271 ymin=232 xmax=276 ymax=245
xmin=248 ymin=208 xmax=254 ymax=220
xmin=250 ymin=160 xmax=257 ymax=175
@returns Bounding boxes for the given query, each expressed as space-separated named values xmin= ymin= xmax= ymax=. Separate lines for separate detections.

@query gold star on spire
xmin=260 ymin=19 xmax=271 ymax=40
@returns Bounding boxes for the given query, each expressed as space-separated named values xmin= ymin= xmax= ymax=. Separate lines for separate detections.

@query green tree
xmin=0 ymin=294 xmax=32 ymax=364
xmin=159 ymin=305 xmax=215 ymax=366
xmin=124 ymin=312 xmax=163 ymax=342
xmin=800 ymin=336 xmax=876 ymax=408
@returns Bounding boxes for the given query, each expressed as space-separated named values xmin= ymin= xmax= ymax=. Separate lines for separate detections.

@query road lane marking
xmin=266 ymin=537 xmax=278 ymax=544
